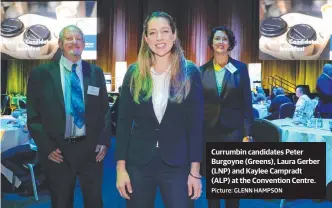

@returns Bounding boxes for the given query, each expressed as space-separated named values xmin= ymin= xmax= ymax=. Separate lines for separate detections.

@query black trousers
xmin=202 ymin=125 xmax=243 ymax=208
xmin=1 ymin=144 xmax=36 ymax=184
xmin=126 ymin=148 xmax=195 ymax=208
xmin=41 ymin=140 xmax=103 ymax=208
xmin=208 ymin=199 xmax=239 ymax=208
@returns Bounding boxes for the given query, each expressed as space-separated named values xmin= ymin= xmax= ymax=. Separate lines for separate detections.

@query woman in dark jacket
xmin=200 ymin=26 xmax=253 ymax=208
xmin=115 ymin=11 xmax=204 ymax=208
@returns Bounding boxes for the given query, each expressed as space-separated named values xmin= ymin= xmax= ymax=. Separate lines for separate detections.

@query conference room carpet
xmin=2 ymin=137 xmax=332 ymax=208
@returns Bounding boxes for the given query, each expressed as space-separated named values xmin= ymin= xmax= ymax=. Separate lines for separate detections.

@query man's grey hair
xmin=59 ymin=25 xmax=84 ymax=41
xmin=275 ymin=87 xmax=285 ymax=95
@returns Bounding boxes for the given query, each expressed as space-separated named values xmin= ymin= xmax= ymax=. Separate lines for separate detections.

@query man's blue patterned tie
xmin=70 ymin=64 xmax=85 ymax=128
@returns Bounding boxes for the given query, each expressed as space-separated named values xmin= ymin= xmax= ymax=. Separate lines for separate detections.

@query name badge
xmin=225 ymin=62 xmax=238 ymax=74
xmin=87 ymin=86 xmax=99 ymax=96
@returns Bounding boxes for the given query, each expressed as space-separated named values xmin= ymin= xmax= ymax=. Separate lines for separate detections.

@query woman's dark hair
xmin=208 ymin=26 xmax=236 ymax=51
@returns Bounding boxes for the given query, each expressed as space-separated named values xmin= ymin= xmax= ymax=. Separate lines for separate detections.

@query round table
xmin=0 ymin=115 xmax=29 ymax=187
xmin=253 ymin=104 xmax=269 ymax=118
xmin=1 ymin=115 xmax=29 ymax=151
xmin=272 ymin=118 xmax=332 ymax=186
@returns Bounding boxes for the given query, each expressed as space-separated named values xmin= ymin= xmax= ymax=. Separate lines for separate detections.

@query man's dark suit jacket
xmin=316 ymin=66 xmax=332 ymax=118
xmin=268 ymin=95 xmax=292 ymax=120
xmin=199 ymin=57 xmax=253 ymax=141
xmin=27 ymin=61 xmax=111 ymax=165
xmin=114 ymin=62 xmax=204 ymax=166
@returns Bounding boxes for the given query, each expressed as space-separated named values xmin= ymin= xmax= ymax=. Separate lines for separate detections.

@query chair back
xmin=253 ymin=108 xmax=260 ymax=119
xmin=23 ymin=150 xmax=40 ymax=201
xmin=252 ymin=119 xmax=281 ymax=142
xmin=279 ymin=102 xmax=295 ymax=119
xmin=1 ymin=95 xmax=9 ymax=114
xmin=31 ymin=151 xmax=39 ymax=166
xmin=19 ymin=99 xmax=26 ymax=109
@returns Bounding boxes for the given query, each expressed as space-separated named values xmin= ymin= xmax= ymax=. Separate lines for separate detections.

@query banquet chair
xmin=10 ymin=152 xmax=39 ymax=201
xmin=327 ymin=181 xmax=332 ymax=201
xmin=279 ymin=102 xmax=295 ymax=119
xmin=253 ymin=108 xmax=260 ymax=119
xmin=16 ymin=151 xmax=40 ymax=201
xmin=252 ymin=119 xmax=281 ymax=142
xmin=23 ymin=152 xmax=39 ymax=201
xmin=18 ymin=99 xmax=26 ymax=109
xmin=1 ymin=95 xmax=10 ymax=115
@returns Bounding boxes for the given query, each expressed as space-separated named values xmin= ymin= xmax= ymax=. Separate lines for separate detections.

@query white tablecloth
xmin=1 ymin=115 xmax=29 ymax=187
xmin=253 ymin=104 xmax=269 ymax=118
xmin=272 ymin=119 xmax=332 ymax=186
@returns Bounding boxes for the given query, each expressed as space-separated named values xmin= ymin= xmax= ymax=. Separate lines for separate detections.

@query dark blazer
xmin=316 ymin=67 xmax=332 ymax=118
xmin=114 ymin=62 xmax=204 ymax=166
xmin=27 ymin=61 xmax=111 ymax=164
xmin=268 ymin=95 xmax=292 ymax=120
xmin=199 ymin=57 xmax=253 ymax=139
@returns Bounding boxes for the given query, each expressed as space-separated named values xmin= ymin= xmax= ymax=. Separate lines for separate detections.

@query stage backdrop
xmin=2 ymin=0 xmax=328 ymax=95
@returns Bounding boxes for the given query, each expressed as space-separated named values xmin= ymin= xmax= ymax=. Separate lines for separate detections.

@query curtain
xmin=6 ymin=60 xmax=48 ymax=96
xmin=4 ymin=59 xmax=95 ymax=95
xmin=3 ymin=0 xmax=327 ymax=95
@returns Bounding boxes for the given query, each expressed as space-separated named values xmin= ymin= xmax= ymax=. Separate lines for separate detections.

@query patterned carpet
xmin=2 ymin=138 xmax=332 ymax=208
